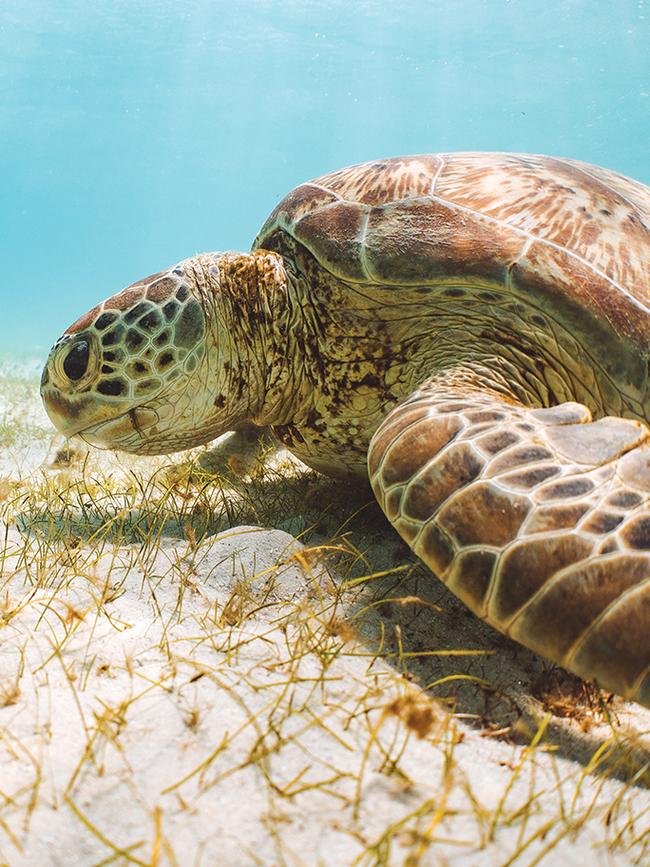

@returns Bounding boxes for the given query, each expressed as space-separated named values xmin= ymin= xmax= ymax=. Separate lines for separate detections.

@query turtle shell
xmin=254 ymin=153 xmax=650 ymax=350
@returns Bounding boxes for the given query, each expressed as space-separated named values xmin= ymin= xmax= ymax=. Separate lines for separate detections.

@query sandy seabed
xmin=0 ymin=359 xmax=649 ymax=866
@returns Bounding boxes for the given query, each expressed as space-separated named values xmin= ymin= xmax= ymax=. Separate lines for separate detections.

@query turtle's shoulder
xmin=251 ymin=153 xmax=543 ymax=286
xmin=254 ymin=156 xmax=439 ymax=243
xmin=253 ymin=153 xmax=650 ymax=344
xmin=254 ymin=155 xmax=455 ymax=284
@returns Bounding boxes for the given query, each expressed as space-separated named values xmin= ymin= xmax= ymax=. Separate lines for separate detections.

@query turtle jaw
xmin=42 ymin=394 xmax=210 ymax=456
xmin=75 ymin=405 xmax=162 ymax=452
xmin=58 ymin=386 xmax=248 ymax=456
xmin=75 ymin=404 xmax=203 ymax=455
xmin=40 ymin=378 xmax=123 ymax=442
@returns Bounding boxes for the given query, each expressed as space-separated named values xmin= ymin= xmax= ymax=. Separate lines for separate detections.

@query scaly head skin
xmin=41 ymin=251 xmax=289 ymax=454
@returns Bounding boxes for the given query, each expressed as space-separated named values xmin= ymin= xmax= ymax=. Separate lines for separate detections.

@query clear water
xmin=1 ymin=0 xmax=649 ymax=356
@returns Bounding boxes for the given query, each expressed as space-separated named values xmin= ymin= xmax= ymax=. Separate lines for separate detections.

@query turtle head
xmin=41 ymin=258 xmax=253 ymax=455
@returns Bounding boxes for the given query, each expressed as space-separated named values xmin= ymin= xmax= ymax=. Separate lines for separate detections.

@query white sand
xmin=0 ymin=361 xmax=649 ymax=866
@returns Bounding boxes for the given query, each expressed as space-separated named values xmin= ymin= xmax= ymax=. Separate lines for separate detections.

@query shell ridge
xmin=428 ymin=154 xmax=446 ymax=195
xmin=303 ymin=181 xmax=345 ymax=201
xmin=356 ymin=209 xmax=373 ymax=281
xmin=426 ymin=190 xmax=650 ymax=315
xmin=555 ymin=158 xmax=650 ymax=222
xmin=506 ymin=237 xmax=534 ymax=287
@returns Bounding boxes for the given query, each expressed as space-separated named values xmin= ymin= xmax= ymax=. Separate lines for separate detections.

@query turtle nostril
xmin=63 ymin=339 xmax=90 ymax=381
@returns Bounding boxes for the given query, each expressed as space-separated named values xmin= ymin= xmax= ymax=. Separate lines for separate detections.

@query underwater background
xmin=1 ymin=0 xmax=649 ymax=357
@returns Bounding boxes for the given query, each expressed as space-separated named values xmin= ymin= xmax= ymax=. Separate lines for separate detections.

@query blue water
xmin=1 ymin=1 xmax=649 ymax=355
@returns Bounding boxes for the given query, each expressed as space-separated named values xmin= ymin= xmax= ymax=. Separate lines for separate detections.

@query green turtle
xmin=41 ymin=152 xmax=650 ymax=708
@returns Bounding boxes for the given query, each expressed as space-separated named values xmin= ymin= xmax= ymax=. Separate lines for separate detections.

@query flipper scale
xmin=369 ymin=371 xmax=650 ymax=706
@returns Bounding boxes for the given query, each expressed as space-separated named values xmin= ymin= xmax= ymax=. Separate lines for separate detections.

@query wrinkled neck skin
xmin=189 ymin=250 xmax=311 ymax=435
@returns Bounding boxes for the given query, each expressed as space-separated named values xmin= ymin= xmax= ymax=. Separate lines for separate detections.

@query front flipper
xmin=198 ymin=425 xmax=274 ymax=478
xmin=368 ymin=375 xmax=650 ymax=707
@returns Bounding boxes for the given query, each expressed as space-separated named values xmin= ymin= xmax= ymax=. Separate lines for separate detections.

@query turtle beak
xmin=41 ymin=383 xmax=159 ymax=446
xmin=41 ymin=386 xmax=97 ymax=439
xmin=78 ymin=406 xmax=161 ymax=449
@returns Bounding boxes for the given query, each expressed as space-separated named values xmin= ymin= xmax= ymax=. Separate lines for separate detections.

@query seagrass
xmin=41 ymin=152 xmax=650 ymax=706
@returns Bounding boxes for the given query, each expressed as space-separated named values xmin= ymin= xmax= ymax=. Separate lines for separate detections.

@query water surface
xmin=1 ymin=0 xmax=648 ymax=355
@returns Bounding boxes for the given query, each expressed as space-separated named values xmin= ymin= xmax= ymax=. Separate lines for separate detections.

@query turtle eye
xmin=63 ymin=340 xmax=90 ymax=381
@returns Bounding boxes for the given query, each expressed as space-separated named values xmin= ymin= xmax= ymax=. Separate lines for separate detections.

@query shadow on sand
xmin=16 ymin=450 xmax=650 ymax=790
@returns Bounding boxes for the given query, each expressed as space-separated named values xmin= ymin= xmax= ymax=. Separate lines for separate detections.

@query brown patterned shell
xmin=254 ymin=153 xmax=650 ymax=350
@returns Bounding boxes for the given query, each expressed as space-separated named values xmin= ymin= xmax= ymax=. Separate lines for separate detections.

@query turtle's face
xmin=41 ymin=264 xmax=221 ymax=455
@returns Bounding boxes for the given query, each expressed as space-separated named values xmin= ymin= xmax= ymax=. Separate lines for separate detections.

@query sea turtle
xmin=41 ymin=152 xmax=650 ymax=707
